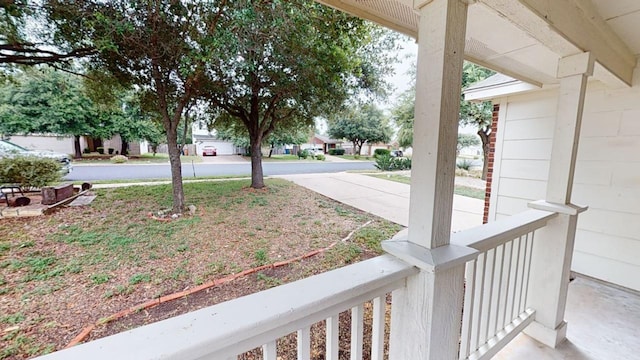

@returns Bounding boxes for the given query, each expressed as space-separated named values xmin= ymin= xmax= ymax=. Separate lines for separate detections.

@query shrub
xmin=328 ymin=149 xmax=336 ymax=155
xmin=374 ymin=153 xmax=394 ymax=171
xmin=374 ymin=148 xmax=390 ymax=157
xmin=108 ymin=148 xmax=114 ymax=155
xmin=110 ymin=155 xmax=128 ymax=164
xmin=315 ymin=154 xmax=325 ymax=161
xmin=82 ymin=148 xmax=90 ymax=154
xmin=328 ymin=148 xmax=345 ymax=155
xmin=96 ymin=147 xmax=104 ymax=154
xmin=457 ymin=159 xmax=473 ymax=170
xmin=0 ymin=156 xmax=62 ymax=189
xmin=374 ymin=154 xmax=412 ymax=171
xmin=354 ymin=154 xmax=360 ymax=160
xmin=394 ymin=157 xmax=412 ymax=170
xmin=297 ymin=149 xmax=309 ymax=159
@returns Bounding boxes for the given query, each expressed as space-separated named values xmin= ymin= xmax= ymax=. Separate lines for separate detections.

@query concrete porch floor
xmin=495 ymin=276 xmax=640 ymax=360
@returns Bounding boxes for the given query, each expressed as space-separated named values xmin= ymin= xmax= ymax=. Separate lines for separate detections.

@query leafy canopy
xmin=0 ymin=69 xmax=114 ymax=139
xmin=206 ymin=0 xmax=398 ymax=187
xmin=328 ymin=103 xmax=391 ymax=155
xmin=459 ymin=62 xmax=495 ymax=130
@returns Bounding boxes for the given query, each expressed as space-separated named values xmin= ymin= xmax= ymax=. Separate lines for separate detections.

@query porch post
xmin=525 ymin=52 xmax=592 ymax=347
xmin=385 ymin=0 xmax=470 ymax=359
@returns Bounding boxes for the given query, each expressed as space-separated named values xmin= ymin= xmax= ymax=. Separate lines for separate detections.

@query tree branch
xmin=0 ymin=45 xmax=96 ymax=65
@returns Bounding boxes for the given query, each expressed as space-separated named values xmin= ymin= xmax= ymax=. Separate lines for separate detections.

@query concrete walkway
xmin=275 ymin=172 xmax=484 ymax=232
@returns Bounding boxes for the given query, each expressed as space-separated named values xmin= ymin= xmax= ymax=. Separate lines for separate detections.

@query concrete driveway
xmin=275 ymin=172 xmax=483 ymax=232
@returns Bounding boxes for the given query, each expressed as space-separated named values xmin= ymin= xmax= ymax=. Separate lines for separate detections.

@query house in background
xmin=302 ymin=134 xmax=343 ymax=154
xmin=191 ymin=121 xmax=241 ymax=155
xmin=6 ymin=134 xmax=147 ymax=156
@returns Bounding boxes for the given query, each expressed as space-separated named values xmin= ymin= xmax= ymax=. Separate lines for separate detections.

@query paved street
xmin=66 ymin=159 xmax=376 ymax=181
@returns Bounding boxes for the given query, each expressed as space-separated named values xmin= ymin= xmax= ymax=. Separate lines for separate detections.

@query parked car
xmin=0 ymin=140 xmax=72 ymax=175
xmin=391 ymin=150 xmax=404 ymax=157
xmin=202 ymin=146 xmax=217 ymax=156
xmin=306 ymin=147 xmax=324 ymax=156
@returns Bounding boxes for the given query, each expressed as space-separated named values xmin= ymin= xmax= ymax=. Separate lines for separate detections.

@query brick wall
xmin=483 ymin=103 xmax=499 ymax=224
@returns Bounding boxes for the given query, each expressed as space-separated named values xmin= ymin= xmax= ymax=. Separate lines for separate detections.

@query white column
xmin=545 ymin=52 xmax=593 ymax=204
xmin=408 ymin=0 xmax=466 ymax=249
xmin=386 ymin=1 xmax=470 ymax=359
xmin=526 ymin=52 xmax=593 ymax=347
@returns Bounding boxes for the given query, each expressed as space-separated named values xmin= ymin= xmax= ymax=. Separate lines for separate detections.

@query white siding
xmin=8 ymin=135 xmax=74 ymax=155
xmin=490 ymin=79 xmax=640 ymax=291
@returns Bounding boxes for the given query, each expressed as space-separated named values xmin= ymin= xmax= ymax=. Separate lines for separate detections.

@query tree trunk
xmin=268 ymin=143 xmax=274 ymax=158
xmin=166 ymin=126 xmax=185 ymax=213
xmin=120 ymin=137 xmax=129 ymax=156
xmin=73 ymin=135 xmax=82 ymax=159
xmin=353 ymin=141 xmax=361 ymax=155
xmin=180 ymin=117 xmax=189 ymax=154
xmin=478 ymin=128 xmax=490 ymax=180
xmin=250 ymin=135 xmax=265 ymax=188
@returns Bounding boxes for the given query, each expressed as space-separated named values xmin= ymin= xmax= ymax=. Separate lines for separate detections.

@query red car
xmin=202 ymin=146 xmax=217 ymax=156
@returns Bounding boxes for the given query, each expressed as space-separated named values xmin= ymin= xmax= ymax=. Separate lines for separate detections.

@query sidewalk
xmin=275 ymin=172 xmax=484 ymax=232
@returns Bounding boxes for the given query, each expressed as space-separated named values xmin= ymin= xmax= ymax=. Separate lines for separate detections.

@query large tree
xmin=0 ymin=69 xmax=114 ymax=157
xmin=205 ymin=0 xmax=397 ymax=188
xmin=113 ymin=92 xmax=168 ymax=156
xmin=392 ymin=89 xmax=415 ymax=149
xmin=48 ymin=0 xmax=222 ymax=213
xmin=390 ymin=61 xmax=495 ymax=178
xmin=459 ymin=62 xmax=495 ymax=179
xmin=328 ymin=103 xmax=391 ymax=155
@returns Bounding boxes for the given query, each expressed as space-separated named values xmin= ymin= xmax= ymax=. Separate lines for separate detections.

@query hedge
xmin=0 ymin=156 xmax=62 ymax=189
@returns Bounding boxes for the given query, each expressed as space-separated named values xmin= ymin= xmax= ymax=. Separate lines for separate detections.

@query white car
xmin=306 ymin=147 xmax=324 ymax=156
xmin=0 ymin=140 xmax=73 ymax=175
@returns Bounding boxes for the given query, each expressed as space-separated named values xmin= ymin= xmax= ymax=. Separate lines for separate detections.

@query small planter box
xmin=42 ymin=183 xmax=74 ymax=205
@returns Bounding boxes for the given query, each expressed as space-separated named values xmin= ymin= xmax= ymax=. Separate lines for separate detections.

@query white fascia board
xmin=464 ymin=80 xmax=540 ymax=101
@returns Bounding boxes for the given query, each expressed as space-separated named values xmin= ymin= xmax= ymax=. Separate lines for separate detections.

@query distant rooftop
xmin=463 ymin=73 xmax=520 ymax=93
xmin=313 ymin=134 xmax=342 ymax=144
xmin=463 ymin=73 xmax=540 ymax=101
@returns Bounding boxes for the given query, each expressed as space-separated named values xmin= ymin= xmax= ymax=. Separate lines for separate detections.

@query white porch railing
xmin=453 ymin=209 xmax=557 ymax=360
xmin=36 ymin=209 xmax=557 ymax=360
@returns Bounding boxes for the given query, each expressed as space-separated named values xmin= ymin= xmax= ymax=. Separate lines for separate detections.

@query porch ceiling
xmin=318 ymin=0 xmax=640 ymax=87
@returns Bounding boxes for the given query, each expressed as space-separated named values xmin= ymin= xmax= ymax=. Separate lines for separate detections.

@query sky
xmin=386 ymin=37 xmax=418 ymax=107
xmin=316 ymin=36 xmax=477 ymax=137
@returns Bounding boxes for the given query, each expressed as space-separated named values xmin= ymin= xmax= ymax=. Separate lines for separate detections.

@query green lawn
xmin=251 ymin=154 xmax=310 ymax=162
xmin=340 ymin=155 xmax=373 ymax=161
xmin=0 ymin=179 xmax=399 ymax=358
xmin=75 ymin=153 xmax=202 ymax=164
xmin=72 ymin=174 xmax=252 ymax=186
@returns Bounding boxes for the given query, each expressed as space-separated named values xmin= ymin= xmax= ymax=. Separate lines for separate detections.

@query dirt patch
xmin=0 ymin=179 xmax=401 ymax=359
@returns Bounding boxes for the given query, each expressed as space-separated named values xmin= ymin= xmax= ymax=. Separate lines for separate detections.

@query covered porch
xmin=497 ymin=275 xmax=640 ymax=359
xmin=36 ymin=0 xmax=639 ymax=359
